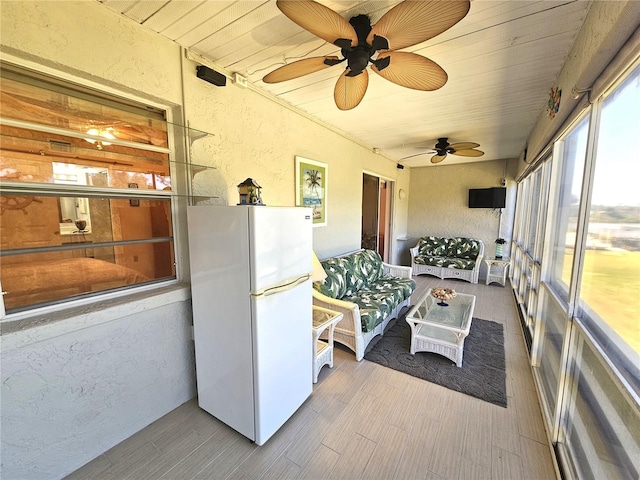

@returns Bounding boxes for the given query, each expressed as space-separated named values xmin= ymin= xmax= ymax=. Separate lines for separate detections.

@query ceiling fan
xmin=403 ymin=137 xmax=485 ymax=164
xmin=263 ymin=0 xmax=471 ymax=110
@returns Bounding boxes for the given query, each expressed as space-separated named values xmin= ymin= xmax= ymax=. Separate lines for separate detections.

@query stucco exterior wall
xmin=406 ymin=160 xmax=517 ymax=276
xmin=181 ymin=67 xmax=408 ymax=259
xmin=0 ymin=1 xmax=410 ymax=478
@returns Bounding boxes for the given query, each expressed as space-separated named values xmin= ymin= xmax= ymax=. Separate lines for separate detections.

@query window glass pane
xmin=0 ymin=194 xmax=172 ymax=248
xmin=526 ymin=168 xmax=542 ymax=253
xmin=0 ymin=193 xmax=175 ymax=311
xmin=0 ymin=74 xmax=168 ymax=148
xmin=548 ymin=116 xmax=589 ymax=300
xmin=580 ymin=65 xmax=640 ymax=357
xmin=0 ymin=242 xmax=174 ymax=311
xmin=1 ymin=66 xmax=177 ymax=313
xmin=0 ymin=126 xmax=172 ymax=191
xmin=534 ymin=288 xmax=568 ymax=409
xmin=560 ymin=330 xmax=640 ymax=480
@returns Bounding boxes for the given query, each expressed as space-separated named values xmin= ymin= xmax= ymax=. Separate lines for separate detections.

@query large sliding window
xmin=513 ymin=60 xmax=640 ymax=480
xmin=577 ymin=66 xmax=640 ymax=371
xmin=547 ymin=115 xmax=589 ymax=301
xmin=0 ymin=67 xmax=178 ymax=313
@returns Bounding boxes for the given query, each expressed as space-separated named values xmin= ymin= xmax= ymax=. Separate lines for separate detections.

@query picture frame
xmin=295 ymin=156 xmax=327 ymax=227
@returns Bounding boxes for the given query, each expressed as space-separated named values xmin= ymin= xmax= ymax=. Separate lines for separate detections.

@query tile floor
xmin=67 ymin=275 xmax=557 ymax=480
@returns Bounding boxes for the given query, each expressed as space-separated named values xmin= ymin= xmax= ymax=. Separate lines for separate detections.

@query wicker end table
xmin=312 ymin=306 xmax=343 ymax=383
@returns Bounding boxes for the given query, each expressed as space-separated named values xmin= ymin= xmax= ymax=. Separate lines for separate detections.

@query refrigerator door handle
xmin=252 ymin=274 xmax=311 ymax=298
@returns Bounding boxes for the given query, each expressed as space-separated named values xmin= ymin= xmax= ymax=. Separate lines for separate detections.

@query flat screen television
xmin=468 ymin=187 xmax=506 ymax=208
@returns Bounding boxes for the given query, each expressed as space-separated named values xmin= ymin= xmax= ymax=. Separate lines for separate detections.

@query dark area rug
xmin=364 ymin=315 xmax=507 ymax=407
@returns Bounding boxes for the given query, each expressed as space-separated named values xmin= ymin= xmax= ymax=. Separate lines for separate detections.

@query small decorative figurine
xmin=237 ymin=178 xmax=264 ymax=205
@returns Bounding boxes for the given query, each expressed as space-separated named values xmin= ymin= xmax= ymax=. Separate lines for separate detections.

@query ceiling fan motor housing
xmin=344 ymin=14 xmax=383 ymax=76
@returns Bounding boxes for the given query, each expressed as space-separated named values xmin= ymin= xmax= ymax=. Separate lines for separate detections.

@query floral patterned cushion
xmin=315 ymin=257 xmax=350 ymax=299
xmin=414 ymin=255 xmax=476 ymax=270
xmin=351 ymin=249 xmax=383 ymax=286
xmin=314 ymin=250 xmax=416 ymax=332
xmin=343 ymin=275 xmax=416 ymax=332
xmin=417 ymin=236 xmax=449 ymax=257
xmin=446 ymin=237 xmax=480 ymax=260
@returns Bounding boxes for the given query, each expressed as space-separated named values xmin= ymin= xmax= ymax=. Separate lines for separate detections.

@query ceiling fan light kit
xmin=263 ymin=0 xmax=471 ymax=110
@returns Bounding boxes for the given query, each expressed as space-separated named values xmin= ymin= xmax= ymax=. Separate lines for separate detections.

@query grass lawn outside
xmin=572 ymin=249 xmax=640 ymax=354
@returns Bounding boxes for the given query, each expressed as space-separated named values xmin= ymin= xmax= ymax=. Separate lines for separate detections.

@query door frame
xmin=362 ymin=170 xmax=396 ymax=263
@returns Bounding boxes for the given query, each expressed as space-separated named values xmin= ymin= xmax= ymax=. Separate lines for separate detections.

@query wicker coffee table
xmin=405 ymin=289 xmax=476 ymax=367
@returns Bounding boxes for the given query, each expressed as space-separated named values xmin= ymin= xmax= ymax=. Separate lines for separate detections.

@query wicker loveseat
xmin=312 ymin=249 xmax=416 ymax=361
xmin=410 ymin=236 xmax=484 ymax=284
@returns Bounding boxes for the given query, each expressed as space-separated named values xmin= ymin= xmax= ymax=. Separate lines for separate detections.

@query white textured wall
xmin=0 ymin=1 xmax=410 ymax=478
xmin=182 ymin=69 xmax=410 ymax=260
xmin=406 ymin=160 xmax=517 ymax=276
xmin=0 ymin=291 xmax=196 ymax=480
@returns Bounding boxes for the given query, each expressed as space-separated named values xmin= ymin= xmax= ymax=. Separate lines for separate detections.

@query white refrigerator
xmin=187 ymin=205 xmax=313 ymax=445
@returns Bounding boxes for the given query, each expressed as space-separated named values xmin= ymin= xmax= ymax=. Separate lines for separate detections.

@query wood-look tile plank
xmin=320 ymin=390 xmax=376 ymax=453
xmin=491 ymin=394 xmax=522 ymax=456
xmin=491 ymin=445 xmax=524 ymax=480
xmin=428 ymin=392 xmax=469 ymax=480
xmin=510 ymin=353 xmax=537 ymax=394
xmin=294 ymin=444 xmax=340 ymax=480
xmin=159 ymin=424 xmax=239 ymax=479
xmin=103 ymin=441 xmax=160 ymax=479
xmin=393 ymin=414 xmax=439 ymax=480
xmin=64 ymin=454 xmax=111 ymax=480
xmin=458 ymin=456 xmax=492 ymax=480
xmin=462 ymin=398 xmax=494 ymax=468
xmin=315 ymin=366 xmax=364 ymax=405
xmin=361 ymin=423 xmax=408 ymax=480
xmin=238 ymin=406 xmax=317 ymax=479
xmin=386 ymin=379 xmax=425 ymax=432
xmin=258 ymin=455 xmax=301 ymax=480
xmin=325 ymin=431 xmax=376 ymax=480
xmin=226 ymin=469 xmax=253 ymax=480
xmin=284 ymin=415 xmax=333 ymax=467
xmin=137 ymin=429 xmax=214 ymax=480
xmin=192 ymin=434 xmax=257 ymax=480
xmin=519 ymin=436 xmax=557 ymax=480
xmin=505 ymin=332 xmax=527 ymax=358
xmin=514 ymin=389 xmax=548 ymax=444
xmin=425 ymin=473 xmax=445 ymax=480
xmin=355 ymin=384 xmax=403 ymax=442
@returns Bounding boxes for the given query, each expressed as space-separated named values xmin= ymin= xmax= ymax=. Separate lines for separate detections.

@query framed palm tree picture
xmin=295 ymin=156 xmax=327 ymax=227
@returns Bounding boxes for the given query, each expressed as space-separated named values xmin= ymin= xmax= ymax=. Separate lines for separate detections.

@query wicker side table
xmin=484 ymin=257 xmax=511 ymax=286
xmin=312 ymin=306 xmax=343 ymax=383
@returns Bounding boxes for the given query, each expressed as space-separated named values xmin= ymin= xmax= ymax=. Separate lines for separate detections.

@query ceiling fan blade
xmin=431 ymin=153 xmax=447 ymax=164
xmin=371 ymin=51 xmax=447 ymax=91
xmin=367 ymin=0 xmax=470 ymax=51
xmin=263 ymin=56 xmax=340 ymax=83
xmin=449 ymin=142 xmax=480 ymax=150
xmin=334 ymin=69 xmax=368 ymax=110
xmin=451 ymin=148 xmax=484 ymax=157
xmin=276 ymin=0 xmax=358 ymax=48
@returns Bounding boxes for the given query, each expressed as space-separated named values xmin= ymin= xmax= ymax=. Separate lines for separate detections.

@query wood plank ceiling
xmin=97 ymin=0 xmax=590 ymax=168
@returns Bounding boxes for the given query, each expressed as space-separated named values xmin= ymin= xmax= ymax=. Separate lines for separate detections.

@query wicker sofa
xmin=312 ymin=249 xmax=416 ymax=361
xmin=410 ymin=236 xmax=484 ymax=284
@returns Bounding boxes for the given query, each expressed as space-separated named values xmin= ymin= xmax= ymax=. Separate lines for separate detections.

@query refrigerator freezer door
xmin=252 ymin=279 xmax=312 ymax=445
xmin=249 ymin=207 xmax=313 ymax=293
xmin=187 ymin=206 xmax=255 ymax=440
